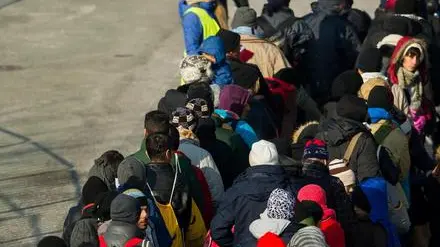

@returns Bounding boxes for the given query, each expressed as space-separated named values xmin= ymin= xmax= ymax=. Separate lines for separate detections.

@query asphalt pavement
xmin=0 ymin=0 xmax=376 ymax=245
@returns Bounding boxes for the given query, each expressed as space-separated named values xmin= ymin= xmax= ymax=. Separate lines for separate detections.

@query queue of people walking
xmin=38 ymin=0 xmax=440 ymax=246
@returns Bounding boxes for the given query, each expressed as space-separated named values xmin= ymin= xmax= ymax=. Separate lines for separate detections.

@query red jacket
xmin=192 ymin=166 xmax=214 ymax=227
xmin=320 ymin=216 xmax=346 ymax=247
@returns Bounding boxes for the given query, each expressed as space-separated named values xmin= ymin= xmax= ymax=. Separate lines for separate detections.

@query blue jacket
xmin=210 ymin=165 xmax=295 ymax=247
xmin=214 ymin=109 xmax=258 ymax=148
xmin=179 ymin=0 xmax=217 ymax=55
xmin=198 ymin=36 xmax=234 ymax=86
xmin=361 ymin=177 xmax=401 ymax=247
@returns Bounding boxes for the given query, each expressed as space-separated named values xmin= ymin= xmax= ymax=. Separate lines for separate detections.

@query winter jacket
xmin=235 ymin=33 xmax=290 ymax=78
xmin=293 ymin=161 xmax=355 ymax=246
xmin=255 ymin=5 xmax=314 ymax=65
xmin=303 ymin=5 xmax=361 ymax=100
xmin=245 ymin=97 xmax=280 ymax=140
xmin=296 ymin=86 xmax=322 ymax=124
xmin=145 ymin=162 xmax=192 ymax=232
xmin=63 ymin=202 xmax=96 ymax=246
xmin=63 ymin=203 xmax=83 ymax=245
xmin=387 ymin=37 xmax=433 ymax=133
xmin=214 ymin=109 xmax=259 ymax=148
xmin=320 ymin=215 xmax=346 ymax=247
xmin=211 ymin=114 xmax=250 ymax=176
xmin=101 ymin=221 xmax=146 ymax=247
xmin=343 ymin=8 xmax=372 ymax=42
xmin=178 ymin=139 xmax=224 ymax=207
xmin=249 ymin=209 xmax=303 ymax=245
xmin=197 ymin=36 xmax=234 ymax=86
xmin=316 ymin=116 xmax=381 ymax=182
xmin=353 ymin=214 xmax=388 ymax=247
xmin=179 ymin=0 xmax=218 ymax=55
xmin=198 ymin=124 xmax=242 ymax=190
xmin=368 ymin=109 xmax=411 ymax=181
xmin=210 ymin=165 xmax=294 ymax=247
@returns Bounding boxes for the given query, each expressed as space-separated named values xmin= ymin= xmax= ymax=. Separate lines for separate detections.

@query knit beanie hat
xmin=356 ymin=47 xmax=383 ymax=73
xmin=367 ymin=86 xmax=394 ymax=111
xmin=111 ymin=194 xmax=140 ymax=224
xmin=351 ymin=185 xmax=372 ymax=213
xmin=187 ymin=82 xmax=214 ymax=104
xmin=274 ymin=68 xmax=305 ymax=88
xmin=180 ymin=55 xmax=214 ymax=84
xmin=257 ymin=232 xmax=286 ymax=247
xmin=267 ymin=188 xmax=295 ymax=220
xmin=170 ymin=107 xmax=198 ymax=131
xmin=186 ymin=98 xmax=212 ymax=118
xmin=287 ymin=226 xmax=327 ymax=247
xmin=394 ymin=0 xmax=417 ymax=14
xmin=38 ymin=236 xmax=67 ymax=247
xmin=303 ymin=138 xmax=329 ymax=161
xmin=217 ymin=29 xmax=241 ymax=53
xmin=336 ymin=95 xmax=368 ymax=122
xmin=117 ymin=156 xmax=147 ymax=190
xmin=88 ymin=150 xmax=124 ymax=191
xmin=82 ymin=176 xmax=109 ymax=205
xmin=231 ymin=7 xmax=258 ymax=29
xmin=219 ymin=84 xmax=251 ymax=116
xmin=297 ymin=184 xmax=327 ymax=208
xmin=249 ymin=140 xmax=279 ymax=166
xmin=331 ymin=70 xmax=364 ymax=98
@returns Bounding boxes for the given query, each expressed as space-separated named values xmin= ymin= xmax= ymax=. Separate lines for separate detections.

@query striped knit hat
xmin=288 ymin=226 xmax=328 ymax=247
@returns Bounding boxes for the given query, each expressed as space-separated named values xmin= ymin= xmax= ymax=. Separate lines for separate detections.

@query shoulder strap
xmin=343 ymin=132 xmax=363 ymax=162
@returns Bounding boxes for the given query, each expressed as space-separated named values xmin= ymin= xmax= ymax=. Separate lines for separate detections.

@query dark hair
xmin=146 ymin=133 xmax=172 ymax=161
xmin=405 ymin=47 xmax=422 ymax=58
xmin=144 ymin=110 xmax=170 ymax=134
xmin=94 ymin=150 xmax=124 ymax=173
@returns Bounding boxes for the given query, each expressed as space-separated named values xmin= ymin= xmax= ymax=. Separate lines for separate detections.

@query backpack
xmin=70 ymin=218 xmax=99 ymax=247
xmin=328 ymin=132 xmax=362 ymax=192
xmin=98 ymin=235 xmax=152 ymax=247
xmin=146 ymin=155 xmax=207 ymax=247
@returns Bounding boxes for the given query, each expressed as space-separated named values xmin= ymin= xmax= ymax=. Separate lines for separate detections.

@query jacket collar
xmin=368 ymin=108 xmax=393 ymax=123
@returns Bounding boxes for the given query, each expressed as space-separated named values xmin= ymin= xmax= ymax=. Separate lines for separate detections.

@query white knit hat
xmin=249 ymin=140 xmax=279 ymax=166
xmin=403 ymin=43 xmax=424 ymax=62
xmin=328 ymin=159 xmax=356 ymax=192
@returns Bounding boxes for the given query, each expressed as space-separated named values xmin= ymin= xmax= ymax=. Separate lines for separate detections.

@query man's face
xmin=402 ymin=54 xmax=421 ymax=72
xmin=137 ymin=206 xmax=149 ymax=230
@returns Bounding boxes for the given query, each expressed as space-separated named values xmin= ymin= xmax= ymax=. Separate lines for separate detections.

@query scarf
xmin=396 ymin=67 xmax=423 ymax=110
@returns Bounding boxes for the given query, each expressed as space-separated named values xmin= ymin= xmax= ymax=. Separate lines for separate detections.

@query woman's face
xmin=402 ymin=54 xmax=421 ymax=72
xmin=137 ymin=206 xmax=149 ymax=230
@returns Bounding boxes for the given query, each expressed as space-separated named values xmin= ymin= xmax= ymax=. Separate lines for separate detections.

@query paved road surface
xmin=0 ymin=0 xmax=376 ymax=245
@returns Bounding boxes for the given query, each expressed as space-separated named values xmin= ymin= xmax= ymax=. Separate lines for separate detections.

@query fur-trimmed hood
xmin=387 ymin=36 xmax=429 ymax=85
xmin=291 ymin=121 xmax=319 ymax=144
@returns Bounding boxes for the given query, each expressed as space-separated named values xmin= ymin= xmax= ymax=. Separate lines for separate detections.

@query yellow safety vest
xmin=184 ymin=7 xmax=220 ymax=40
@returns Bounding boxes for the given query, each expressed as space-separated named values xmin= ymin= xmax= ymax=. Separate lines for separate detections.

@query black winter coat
xmin=316 ymin=116 xmax=381 ymax=182
xmin=210 ymin=165 xmax=294 ymax=247
xmin=353 ymin=215 xmax=387 ymax=247
xmin=256 ymin=5 xmax=314 ymax=64
xmin=63 ymin=201 xmax=95 ymax=246
xmin=303 ymin=8 xmax=360 ymax=100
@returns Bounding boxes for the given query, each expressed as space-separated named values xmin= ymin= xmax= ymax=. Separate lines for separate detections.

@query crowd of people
xmin=36 ymin=0 xmax=440 ymax=246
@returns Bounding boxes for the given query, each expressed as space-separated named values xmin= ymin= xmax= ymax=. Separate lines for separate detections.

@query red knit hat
xmin=257 ymin=232 xmax=286 ymax=247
